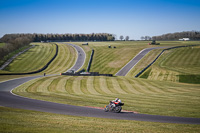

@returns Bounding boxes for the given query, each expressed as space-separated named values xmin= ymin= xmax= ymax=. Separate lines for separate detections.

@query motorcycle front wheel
xmin=114 ymin=106 xmax=122 ymax=113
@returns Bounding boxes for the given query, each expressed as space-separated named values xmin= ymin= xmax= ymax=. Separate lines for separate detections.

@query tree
xmin=119 ymin=35 xmax=124 ymax=41
xmin=141 ymin=36 xmax=145 ymax=40
xmin=144 ymin=36 xmax=151 ymax=40
xmin=152 ymin=31 xmax=200 ymax=41
xmin=125 ymin=36 xmax=129 ymax=41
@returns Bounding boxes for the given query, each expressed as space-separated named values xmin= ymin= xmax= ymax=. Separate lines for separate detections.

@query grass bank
xmin=0 ymin=43 xmax=76 ymax=82
xmin=1 ymin=107 xmax=199 ymax=133
xmin=140 ymin=45 xmax=200 ymax=83
xmin=1 ymin=43 xmax=56 ymax=73
xmin=13 ymin=75 xmax=200 ymax=118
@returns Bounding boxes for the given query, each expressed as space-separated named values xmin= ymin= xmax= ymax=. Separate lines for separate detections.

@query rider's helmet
xmin=115 ymin=98 xmax=121 ymax=103
xmin=115 ymin=98 xmax=119 ymax=102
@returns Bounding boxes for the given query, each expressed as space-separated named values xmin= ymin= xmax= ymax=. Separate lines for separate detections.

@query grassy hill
xmin=140 ymin=45 xmax=200 ymax=83
xmin=3 ymin=41 xmax=199 ymax=118
xmin=72 ymin=41 xmax=167 ymax=75
xmin=13 ymin=75 xmax=200 ymax=118
xmin=2 ymin=41 xmax=200 ymax=132
xmin=0 ymin=43 xmax=56 ymax=73
xmin=0 ymin=43 xmax=76 ymax=80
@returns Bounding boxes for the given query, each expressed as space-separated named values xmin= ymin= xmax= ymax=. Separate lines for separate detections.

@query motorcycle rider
xmin=111 ymin=98 xmax=121 ymax=108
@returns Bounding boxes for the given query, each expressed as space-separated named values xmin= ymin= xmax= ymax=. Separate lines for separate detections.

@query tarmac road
xmin=0 ymin=44 xmax=200 ymax=124
xmin=115 ymin=46 xmax=169 ymax=76
xmin=64 ymin=43 xmax=86 ymax=72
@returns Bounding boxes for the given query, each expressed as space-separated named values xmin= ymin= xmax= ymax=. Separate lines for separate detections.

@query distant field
xmin=140 ymin=44 xmax=200 ymax=83
xmin=72 ymin=41 xmax=199 ymax=75
xmin=41 ymin=43 xmax=76 ymax=74
xmin=13 ymin=75 xmax=200 ymax=118
xmin=1 ymin=107 xmax=199 ymax=133
xmin=1 ymin=43 xmax=56 ymax=73
xmin=72 ymin=41 xmax=165 ymax=75
xmin=0 ymin=43 xmax=76 ymax=75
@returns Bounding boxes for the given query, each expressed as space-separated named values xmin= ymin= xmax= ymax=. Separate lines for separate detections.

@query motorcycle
xmin=104 ymin=101 xmax=124 ymax=113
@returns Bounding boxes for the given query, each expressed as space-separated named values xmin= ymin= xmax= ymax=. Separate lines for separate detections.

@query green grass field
xmin=1 ymin=43 xmax=56 ymax=73
xmin=1 ymin=41 xmax=200 ymax=132
xmin=41 ymin=43 xmax=76 ymax=74
xmin=0 ymin=43 xmax=76 ymax=81
xmin=72 ymin=41 xmax=200 ymax=75
xmin=141 ymin=45 xmax=200 ymax=83
xmin=1 ymin=107 xmax=199 ymax=133
xmin=13 ymin=75 xmax=200 ymax=118
xmin=72 ymin=41 xmax=165 ymax=74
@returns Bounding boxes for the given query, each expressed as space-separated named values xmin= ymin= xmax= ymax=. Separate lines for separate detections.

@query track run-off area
xmin=0 ymin=43 xmax=200 ymax=125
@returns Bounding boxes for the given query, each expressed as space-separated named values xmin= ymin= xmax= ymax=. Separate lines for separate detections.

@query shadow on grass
xmin=179 ymin=75 xmax=200 ymax=84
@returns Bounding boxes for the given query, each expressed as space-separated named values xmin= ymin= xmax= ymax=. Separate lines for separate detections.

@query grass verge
xmin=13 ymin=75 xmax=200 ymax=118
xmin=140 ymin=45 xmax=200 ymax=83
xmin=1 ymin=107 xmax=200 ymax=133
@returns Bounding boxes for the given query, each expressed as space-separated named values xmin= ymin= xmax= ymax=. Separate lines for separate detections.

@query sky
xmin=0 ymin=0 xmax=200 ymax=40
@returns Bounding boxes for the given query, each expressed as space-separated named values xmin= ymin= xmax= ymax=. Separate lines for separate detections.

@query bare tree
xmin=141 ymin=36 xmax=145 ymax=40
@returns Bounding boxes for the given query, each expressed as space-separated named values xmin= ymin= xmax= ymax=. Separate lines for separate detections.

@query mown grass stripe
xmin=122 ymin=78 xmax=142 ymax=94
xmin=62 ymin=45 xmax=76 ymax=72
xmin=128 ymin=78 xmax=154 ymax=94
xmin=38 ymin=77 xmax=57 ymax=93
xmin=105 ymin=77 xmax=118 ymax=94
xmin=86 ymin=76 xmax=100 ymax=95
xmin=26 ymin=77 xmax=49 ymax=93
xmin=45 ymin=44 xmax=65 ymax=73
xmin=93 ymin=76 xmax=106 ymax=94
xmin=111 ymin=77 xmax=127 ymax=94
xmin=116 ymin=77 xmax=132 ymax=94
xmin=56 ymin=76 xmax=70 ymax=93
xmin=48 ymin=77 xmax=64 ymax=93
xmin=27 ymin=44 xmax=53 ymax=72
xmin=146 ymin=81 xmax=174 ymax=93
xmin=124 ymin=78 xmax=144 ymax=94
xmin=99 ymin=76 xmax=112 ymax=94
xmin=135 ymin=79 xmax=161 ymax=93
xmin=65 ymin=76 xmax=74 ymax=94
xmin=14 ymin=78 xmax=41 ymax=93
xmin=80 ymin=77 xmax=91 ymax=94
xmin=72 ymin=76 xmax=84 ymax=95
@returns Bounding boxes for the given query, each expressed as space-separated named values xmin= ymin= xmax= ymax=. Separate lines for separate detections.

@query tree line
xmin=152 ymin=31 xmax=200 ymax=41
xmin=0 ymin=33 xmax=114 ymax=60
xmin=0 ymin=34 xmax=32 ymax=60
xmin=1 ymin=33 xmax=114 ymax=42
xmin=1 ymin=33 xmax=115 ymax=43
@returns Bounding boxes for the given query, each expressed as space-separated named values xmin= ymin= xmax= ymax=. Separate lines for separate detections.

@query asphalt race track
xmin=0 ymin=44 xmax=200 ymax=124
xmin=63 ymin=43 xmax=86 ymax=72
xmin=115 ymin=46 xmax=169 ymax=76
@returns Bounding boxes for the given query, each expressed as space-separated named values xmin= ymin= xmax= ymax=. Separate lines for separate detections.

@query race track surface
xmin=115 ymin=46 xmax=169 ymax=76
xmin=0 ymin=44 xmax=200 ymax=124
xmin=64 ymin=43 xmax=86 ymax=72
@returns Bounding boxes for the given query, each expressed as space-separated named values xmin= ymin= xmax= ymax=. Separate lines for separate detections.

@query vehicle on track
xmin=104 ymin=101 xmax=124 ymax=113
